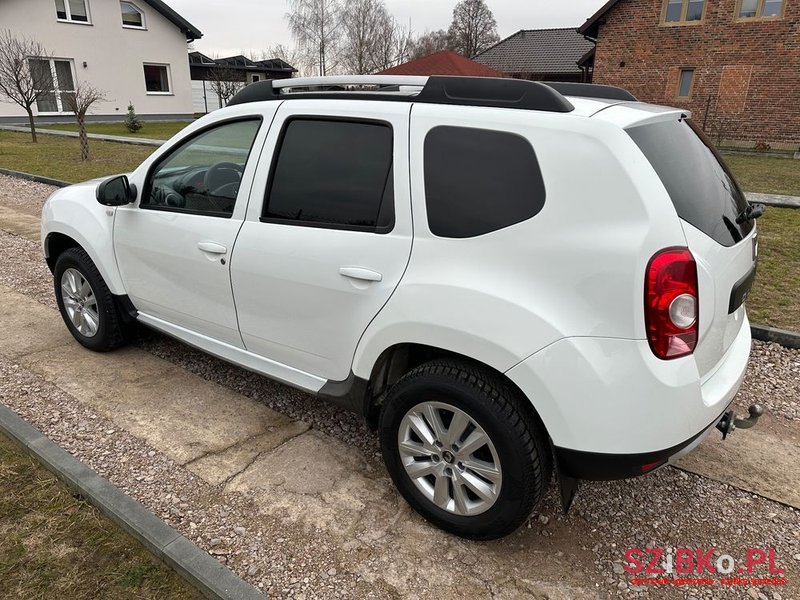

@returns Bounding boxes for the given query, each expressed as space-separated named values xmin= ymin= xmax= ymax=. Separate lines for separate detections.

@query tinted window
xmin=424 ymin=126 xmax=546 ymax=238
xmin=628 ymin=119 xmax=753 ymax=247
xmin=264 ymin=119 xmax=394 ymax=231
xmin=143 ymin=119 xmax=261 ymax=218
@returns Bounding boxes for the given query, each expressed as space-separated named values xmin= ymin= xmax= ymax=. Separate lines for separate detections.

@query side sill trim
xmin=136 ymin=312 xmax=326 ymax=394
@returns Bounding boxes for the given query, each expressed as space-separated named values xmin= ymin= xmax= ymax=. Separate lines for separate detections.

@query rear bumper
xmin=506 ymin=313 xmax=751 ymax=456
xmin=554 ymin=406 xmax=727 ymax=480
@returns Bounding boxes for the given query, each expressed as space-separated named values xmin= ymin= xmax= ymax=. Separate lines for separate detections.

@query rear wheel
xmin=379 ymin=360 xmax=551 ymax=540
xmin=54 ymin=247 xmax=127 ymax=352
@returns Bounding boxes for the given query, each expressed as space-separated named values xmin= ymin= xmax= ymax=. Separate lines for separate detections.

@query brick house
xmin=580 ymin=0 xmax=800 ymax=151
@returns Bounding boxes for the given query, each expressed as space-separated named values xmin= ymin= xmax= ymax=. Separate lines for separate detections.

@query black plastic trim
xmin=554 ymin=407 xmax=729 ymax=481
xmin=317 ymin=372 xmax=371 ymax=415
xmin=228 ymin=76 xmax=575 ymax=113
xmin=729 ymin=265 xmax=757 ymax=314
xmin=113 ymin=293 xmax=139 ymax=330
xmin=543 ymin=82 xmax=638 ymax=102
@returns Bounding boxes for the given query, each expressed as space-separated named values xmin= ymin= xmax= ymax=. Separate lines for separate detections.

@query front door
xmin=231 ymin=101 xmax=413 ymax=382
xmin=114 ymin=118 xmax=264 ymax=347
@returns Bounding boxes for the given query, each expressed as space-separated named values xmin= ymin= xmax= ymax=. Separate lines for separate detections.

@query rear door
xmin=230 ymin=100 xmax=413 ymax=382
xmin=627 ymin=117 xmax=757 ymax=377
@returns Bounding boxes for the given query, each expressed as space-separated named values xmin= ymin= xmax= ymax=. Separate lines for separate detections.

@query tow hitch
xmin=716 ymin=404 xmax=763 ymax=440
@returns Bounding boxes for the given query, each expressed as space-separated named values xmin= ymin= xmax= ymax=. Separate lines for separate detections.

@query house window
xmin=737 ymin=0 xmax=784 ymax=18
xmin=121 ymin=2 xmax=145 ymax=28
xmin=30 ymin=58 xmax=76 ymax=113
xmin=143 ymin=64 xmax=171 ymax=94
xmin=677 ymin=68 xmax=695 ymax=98
xmin=55 ymin=0 xmax=90 ymax=23
xmin=252 ymin=75 xmax=260 ymax=82
xmin=663 ymin=0 xmax=705 ymax=23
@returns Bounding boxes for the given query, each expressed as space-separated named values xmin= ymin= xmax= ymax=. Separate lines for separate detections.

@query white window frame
xmin=120 ymin=1 xmax=146 ymax=29
xmin=32 ymin=58 xmax=77 ymax=115
xmin=143 ymin=63 xmax=173 ymax=95
xmin=55 ymin=0 xmax=92 ymax=25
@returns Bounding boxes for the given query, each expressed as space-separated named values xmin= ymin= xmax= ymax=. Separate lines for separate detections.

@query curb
xmin=0 ymin=124 xmax=164 ymax=147
xmin=0 ymin=167 xmax=70 ymax=188
xmin=745 ymin=192 xmax=800 ymax=210
xmin=751 ymin=324 xmax=800 ymax=349
xmin=0 ymin=403 xmax=265 ymax=600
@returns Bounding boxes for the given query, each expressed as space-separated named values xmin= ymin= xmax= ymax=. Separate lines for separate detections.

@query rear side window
xmin=264 ymin=119 xmax=394 ymax=232
xmin=424 ymin=126 xmax=546 ymax=238
xmin=627 ymin=118 xmax=753 ymax=247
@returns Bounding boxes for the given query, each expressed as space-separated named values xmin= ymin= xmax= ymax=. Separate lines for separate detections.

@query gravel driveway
xmin=1 ymin=173 xmax=798 ymax=599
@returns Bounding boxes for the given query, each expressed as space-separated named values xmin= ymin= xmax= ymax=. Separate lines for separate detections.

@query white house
xmin=0 ymin=0 xmax=201 ymax=123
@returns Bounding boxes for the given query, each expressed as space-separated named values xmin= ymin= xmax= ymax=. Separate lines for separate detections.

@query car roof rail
xmin=227 ymin=75 xmax=575 ymax=113
xmin=542 ymin=82 xmax=638 ymax=102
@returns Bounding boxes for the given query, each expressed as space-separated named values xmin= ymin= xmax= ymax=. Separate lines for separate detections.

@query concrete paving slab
xmin=186 ymin=420 xmax=310 ymax=485
xmin=0 ymin=204 xmax=41 ymax=242
xmin=19 ymin=345 xmax=300 ymax=464
xmin=674 ymin=413 xmax=800 ymax=509
xmin=0 ymin=289 xmax=73 ymax=358
xmin=226 ymin=430 xmax=397 ymax=534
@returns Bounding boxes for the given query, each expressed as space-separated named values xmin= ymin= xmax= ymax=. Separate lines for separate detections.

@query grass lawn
xmin=0 ymin=131 xmax=155 ymax=183
xmin=724 ymin=153 xmax=800 ymax=197
xmin=0 ymin=434 xmax=201 ymax=600
xmin=35 ymin=121 xmax=190 ymax=140
xmin=747 ymin=207 xmax=800 ymax=331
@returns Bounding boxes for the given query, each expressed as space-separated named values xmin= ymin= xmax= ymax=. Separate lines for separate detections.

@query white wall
xmin=0 ymin=0 xmax=195 ymax=119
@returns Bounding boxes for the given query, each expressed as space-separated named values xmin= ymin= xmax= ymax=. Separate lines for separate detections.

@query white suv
xmin=41 ymin=76 xmax=763 ymax=539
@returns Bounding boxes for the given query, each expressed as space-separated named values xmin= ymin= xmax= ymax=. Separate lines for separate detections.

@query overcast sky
xmin=168 ymin=0 xmax=607 ymax=58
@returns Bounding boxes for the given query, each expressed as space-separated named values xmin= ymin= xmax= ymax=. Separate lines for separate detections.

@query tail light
xmin=645 ymin=248 xmax=698 ymax=360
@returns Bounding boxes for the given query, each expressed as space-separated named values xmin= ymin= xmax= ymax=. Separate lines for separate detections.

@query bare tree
xmin=0 ymin=30 xmax=53 ymax=143
xmin=369 ymin=12 xmax=414 ymax=72
xmin=63 ymin=82 xmax=106 ymax=160
xmin=287 ymin=0 xmax=342 ymax=76
xmin=340 ymin=0 xmax=384 ymax=75
xmin=207 ymin=67 xmax=244 ymax=108
xmin=408 ymin=29 xmax=453 ymax=60
xmin=338 ymin=0 xmax=413 ymax=74
xmin=448 ymin=0 xmax=499 ymax=58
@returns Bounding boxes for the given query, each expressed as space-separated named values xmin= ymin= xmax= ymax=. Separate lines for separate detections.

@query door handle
xmin=339 ymin=267 xmax=383 ymax=282
xmin=197 ymin=241 xmax=227 ymax=254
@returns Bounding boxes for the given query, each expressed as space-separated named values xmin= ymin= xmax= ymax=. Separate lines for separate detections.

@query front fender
xmin=41 ymin=182 xmax=125 ymax=295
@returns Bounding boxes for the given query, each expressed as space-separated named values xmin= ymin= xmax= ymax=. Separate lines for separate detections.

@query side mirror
xmin=96 ymin=175 xmax=137 ymax=206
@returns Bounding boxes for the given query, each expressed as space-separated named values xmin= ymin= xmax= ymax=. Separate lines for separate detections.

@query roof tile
xmin=473 ymin=28 xmax=594 ymax=75
xmin=379 ymin=51 xmax=503 ymax=77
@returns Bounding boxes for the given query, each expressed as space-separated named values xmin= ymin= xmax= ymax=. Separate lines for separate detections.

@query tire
xmin=54 ymin=247 xmax=127 ymax=352
xmin=379 ymin=359 xmax=551 ymax=540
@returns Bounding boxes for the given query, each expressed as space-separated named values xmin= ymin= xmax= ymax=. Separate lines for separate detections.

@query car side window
xmin=424 ymin=126 xmax=546 ymax=238
xmin=143 ymin=118 xmax=261 ymax=218
xmin=263 ymin=118 xmax=394 ymax=232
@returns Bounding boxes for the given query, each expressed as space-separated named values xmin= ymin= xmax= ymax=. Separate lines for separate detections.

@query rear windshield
xmin=627 ymin=118 xmax=753 ymax=247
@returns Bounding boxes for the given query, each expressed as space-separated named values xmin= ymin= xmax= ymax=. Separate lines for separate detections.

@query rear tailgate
xmin=626 ymin=117 xmax=757 ymax=378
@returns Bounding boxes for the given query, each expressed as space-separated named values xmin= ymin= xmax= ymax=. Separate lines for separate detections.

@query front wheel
xmin=54 ymin=247 xmax=127 ymax=352
xmin=379 ymin=360 xmax=551 ymax=540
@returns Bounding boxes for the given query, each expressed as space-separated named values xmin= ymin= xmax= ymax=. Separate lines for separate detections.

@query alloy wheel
xmin=397 ymin=401 xmax=502 ymax=516
xmin=60 ymin=268 xmax=99 ymax=338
